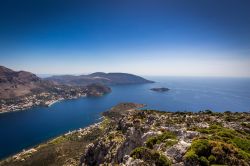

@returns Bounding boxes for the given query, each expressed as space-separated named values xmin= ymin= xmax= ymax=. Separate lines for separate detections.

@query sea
xmin=0 ymin=76 xmax=250 ymax=159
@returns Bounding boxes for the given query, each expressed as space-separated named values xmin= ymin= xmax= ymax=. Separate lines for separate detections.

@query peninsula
xmin=1 ymin=103 xmax=249 ymax=166
xmin=0 ymin=66 xmax=111 ymax=113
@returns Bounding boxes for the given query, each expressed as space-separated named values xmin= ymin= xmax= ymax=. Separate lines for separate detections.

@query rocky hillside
xmin=0 ymin=66 xmax=45 ymax=99
xmin=45 ymin=72 xmax=154 ymax=86
xmin=0 ymin=66 xmax=111 ymax=113
xmin=1 ymin=103 xmax=249 ymax=166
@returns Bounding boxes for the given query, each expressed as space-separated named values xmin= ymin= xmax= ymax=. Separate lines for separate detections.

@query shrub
xmin=165 ymin=140 xmax=178 ymax=147
xmin=204 ymin=110 xmax=213 ymax=114
xmin=146 ymin=131 xmax=176 ymax=149
xmin=185 ymin=150 xmax=199 ymax=161
xmin=199 ymin=156 xmax=209 ymax=166
xmin=232 ymin=137 xmax=250 ymax=153
xmin=208 ymin=155 xmax=216 ymax=163
xmin=191 ymin=139 xmax=210 ymax=157
xmin=130 ymin=147 xmax=171 ymax=166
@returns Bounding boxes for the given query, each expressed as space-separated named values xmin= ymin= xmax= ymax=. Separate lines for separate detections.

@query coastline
xmin=0 ymin=94 xmax=88 ymax=114
xmin=0 ymin=103 xmax=144 ymax=163
xmin=0 ymin=118 xmax=104 ymax=162
xmin=1 ymin=103 xmax=250 ymax=166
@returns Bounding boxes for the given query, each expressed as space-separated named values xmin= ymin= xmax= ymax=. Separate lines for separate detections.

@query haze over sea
xmin=0 ymin=76 xmax=250 ymax=159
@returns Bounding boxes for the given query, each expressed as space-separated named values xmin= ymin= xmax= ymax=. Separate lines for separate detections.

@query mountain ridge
xmin=45 ymin=72 xmax=154 ymax=86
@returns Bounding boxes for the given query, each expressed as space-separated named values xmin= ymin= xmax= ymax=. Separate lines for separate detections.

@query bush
xmin=191 ymin=139 xmax=210 ymax=157
xmin=199 ymin=156 xmax=209 ymax=166
xmin=185 ymin=150 xmax=199 ymax=160
xmin=232 ymin=137 xmax=250 ymax=153
xmin=185 ymin=138 xmax=250 ymax=165
xmin=165 ymin=140 xmax=178 ymax=147
xmin=130 ymin=147 xmax=171 ymax=166
xmin=208 ymin=155 xmax=216 ymax=163
xmin=146 ymin=131 xmax=176 ymax=149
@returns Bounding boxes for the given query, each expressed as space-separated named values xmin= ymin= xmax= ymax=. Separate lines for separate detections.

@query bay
xmin=0 ymin=76 xmax=250 ymax=159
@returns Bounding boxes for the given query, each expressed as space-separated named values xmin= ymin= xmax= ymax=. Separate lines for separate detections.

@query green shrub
xmin=191 ymin=139 xmax=210 ymax=157
xmin=217 ymin=131 xmax=234 ymax=139
xmin=199 ymin=156 xmax=209 ymax=166
xmin=130 ymin=147 xmax=171 ymax=166
xmin=208 ymin=155 xmax=216 ymax=163
xmin=232 ymin=137 xmax=250 ymax=153
xmin=185 ymin=150 xmax=199 ymax=161
xmin=146 ymin=131 xmax=176 ymax=149
xmin=157 ymin=154 xmax=172 ymax=166
xmin=165 ymin=140 xmax=178 ymax=147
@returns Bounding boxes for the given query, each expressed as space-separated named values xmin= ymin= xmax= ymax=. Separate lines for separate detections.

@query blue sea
xmin=0 ymin=76 xmax=250 ymax=159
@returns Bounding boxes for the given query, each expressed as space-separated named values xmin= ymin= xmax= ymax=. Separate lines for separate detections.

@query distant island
xmin=151 ymin=87 xmax=170 ymax=92
xmin=45 ymin=72 xmax=154 ymax=86
xmin=0 ymin=66 xmax=153 ymax=113
xmin=1 ymin=103 xmax=249 ymax=166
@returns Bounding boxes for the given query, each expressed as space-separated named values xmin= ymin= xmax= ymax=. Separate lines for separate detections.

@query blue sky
xmin=0 ymin=0 xmax=250 ymax=77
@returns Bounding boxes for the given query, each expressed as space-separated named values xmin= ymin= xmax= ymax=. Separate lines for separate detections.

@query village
xmin=0 ymin=91 xmax=87 ymax=113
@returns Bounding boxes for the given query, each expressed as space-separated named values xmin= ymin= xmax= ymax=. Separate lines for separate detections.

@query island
xmin=1 ymin=103 xmax=249 ymax=166
xmin=45 ymin=72 xmax=154 ymax=86
xmin=151 ymin=87 xmax=170 ymax=92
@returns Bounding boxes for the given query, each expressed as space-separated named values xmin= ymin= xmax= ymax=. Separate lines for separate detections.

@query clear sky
xmin=0 ymin=0 xmax=250 ymax=77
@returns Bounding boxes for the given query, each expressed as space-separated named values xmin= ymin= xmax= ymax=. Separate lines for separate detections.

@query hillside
xmin=45 ymin=72 xmax=154 ymax=86
xmin=0 ymin=66 xmax=45 ymax=99
xmin=1 ymin=103 xmax=249 ymax=166
xmin=0 ymin=66 xmax=111 ymax=113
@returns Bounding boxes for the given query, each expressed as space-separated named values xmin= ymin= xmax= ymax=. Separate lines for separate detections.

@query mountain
xmin=45 ymin=72 xmax=154 ymax=86
xmin=0 ymin=66 xmax=111 ymax=112
xmin=0 ymin=66 xmax=48 ymax=99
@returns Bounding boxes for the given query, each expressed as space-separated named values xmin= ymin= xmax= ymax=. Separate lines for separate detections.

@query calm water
xmin=0 ymin=76 xmax=250 ymax=159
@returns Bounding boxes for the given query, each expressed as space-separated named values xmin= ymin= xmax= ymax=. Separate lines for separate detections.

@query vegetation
xmin=185 ymin=124 xmax=250 ymax=165
xmin=130 ymin=147 xmax=171 ymax=166
xmin=1 ymin=103 xmax=249 ymax=166
xmin=146 ymin=131 xmax=177 ymax=149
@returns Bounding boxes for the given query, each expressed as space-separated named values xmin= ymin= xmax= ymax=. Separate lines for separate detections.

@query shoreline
xmin=0 ymin=117 xmax=104 ymax=161
xmin=1 ymin=103 xmax=249 ymax=165
xmin=0 ymin=95 xmax=88 ymax=114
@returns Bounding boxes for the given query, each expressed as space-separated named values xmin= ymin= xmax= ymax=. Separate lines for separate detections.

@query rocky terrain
xmin=45 ymin=72 xmax=154 ymax=86
xmin=1 ymin=103 xmax=249 ymax=166
xmin=151 ymin=87 xmax=170 ymax=92
xmin=0 ymin=65 xmax=49 ymax=99
xmin=0 ymin=66 xmax=111 ymax=113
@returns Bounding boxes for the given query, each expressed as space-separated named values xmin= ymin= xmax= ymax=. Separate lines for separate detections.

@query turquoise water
xmin=0 ymin=76 xmax=250 ymax=159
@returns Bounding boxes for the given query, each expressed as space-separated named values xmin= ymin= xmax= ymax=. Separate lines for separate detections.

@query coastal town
xmin=0 ymin=89 xmax=86 ymax=113
xmin=0 ymin=84 xmax=111 ymax=113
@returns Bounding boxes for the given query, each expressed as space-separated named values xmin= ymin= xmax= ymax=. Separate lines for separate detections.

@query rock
xmin=150 ymin=87 xmax=170 ymax=92
xmin=141 ymin=131 xmax=161 ymax=143
xmin=166 ymin=140 xmax=191 ymax=163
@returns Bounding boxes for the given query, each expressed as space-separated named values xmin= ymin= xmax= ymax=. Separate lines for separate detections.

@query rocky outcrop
xmin=150 ymin=87 xmax=170 ymax=92
xmin=80 ymin=105 xmax=250 ymax=166
xmin=1 ymin=103 xmax=249 ymax=166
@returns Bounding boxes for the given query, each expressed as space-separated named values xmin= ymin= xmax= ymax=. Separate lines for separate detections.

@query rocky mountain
xmin=0 ymin=66 xmax=111 ymax=112
xmin=0 ymin=66 xmax=47 ymax=99
xmin=45 ymin=72 xmax=154 ymax=86
xmin=1 ymin=103 xmax=249 ymax=166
